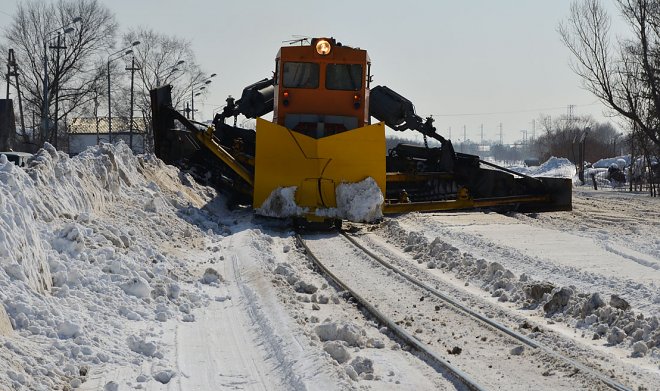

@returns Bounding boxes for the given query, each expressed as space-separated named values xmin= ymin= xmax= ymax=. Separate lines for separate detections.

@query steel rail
xmin=341 ymin=232 xmax=541 ymax=348
xmin=295 ymin=234 xmax=488 ymax=391
xmin=341 ymin=231 xmax=632 ymax=391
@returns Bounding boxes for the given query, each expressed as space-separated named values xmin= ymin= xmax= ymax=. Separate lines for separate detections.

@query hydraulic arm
xmin=370 ymin=85 xmax=456 ymax=172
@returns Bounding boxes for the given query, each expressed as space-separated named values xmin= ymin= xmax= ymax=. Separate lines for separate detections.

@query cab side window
xmin=326 ymin=64 xmax=362 ymax=91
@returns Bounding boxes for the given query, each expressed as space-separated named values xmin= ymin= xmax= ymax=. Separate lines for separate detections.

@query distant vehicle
xmin=607 ymin=163 xmax=626 ymax=185
xmin=1 ymin=152 xmax=32 ymax=167
xmin=524 ymin=158 xmax=540 ymax=167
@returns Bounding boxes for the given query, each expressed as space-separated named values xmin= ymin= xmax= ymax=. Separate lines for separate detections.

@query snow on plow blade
xmin=253 ymin=118 xmax=386 ymax=218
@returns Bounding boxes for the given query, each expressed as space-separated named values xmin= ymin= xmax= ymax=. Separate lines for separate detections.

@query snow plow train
xmin=150 ymin=37 xmax=571 ymax=226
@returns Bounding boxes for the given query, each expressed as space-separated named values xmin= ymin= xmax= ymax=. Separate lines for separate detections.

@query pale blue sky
xmin=2 ymin=0 xmax=627 ymax=143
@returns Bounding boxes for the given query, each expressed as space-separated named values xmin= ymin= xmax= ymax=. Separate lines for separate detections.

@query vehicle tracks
xmin=295 ymin=231 xmax=632 ymax=391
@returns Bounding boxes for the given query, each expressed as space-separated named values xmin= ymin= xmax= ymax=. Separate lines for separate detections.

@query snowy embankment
xmin=509 ymin=156 xmax=579 ymax=181
xmin=0 ymin=142 xmax=225 ymax=389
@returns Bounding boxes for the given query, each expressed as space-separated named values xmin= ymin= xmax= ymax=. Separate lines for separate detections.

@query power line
xmin=430 ymin=101 xmax=600 ymax=117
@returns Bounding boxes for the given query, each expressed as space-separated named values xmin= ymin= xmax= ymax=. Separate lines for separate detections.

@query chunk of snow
xmin=632 ymin=341 xmax=648 ymax=357
xmin=104 ymin=381 xmax=119 ymax=391
xmin=57 ymin=320 xmax=81 ymax=339
xmin=350 ymin=356 xmax=374 ymax=375
xmin=201 ymin=268 xmax=223 ymax=284
xmin=323 ymin=341 xmax=351 ymax=363
xmin=607 ymin=327 xmax=626 ymax=345
xmin=314 ymin=321 xmax=365 ymax=347
xmin=154 ymin=369 xmax=176 ymax=384
xmin=316 ymin=177 xmax=384 ymax=223
xmin=256 ymin=186 xmax=307 ymax=217
xmin=127 ymin=335 xmax=159 ymax=357
xmin=120 ymin=277 xmax=151 ymax=298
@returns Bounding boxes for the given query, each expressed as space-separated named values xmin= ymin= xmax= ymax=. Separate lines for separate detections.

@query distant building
xmin=68 ymin=117 xmax=146 ymax=155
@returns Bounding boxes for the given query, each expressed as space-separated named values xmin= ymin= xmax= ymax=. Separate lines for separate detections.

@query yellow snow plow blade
xmin=253 ymin=118 xmax=386 ymax=211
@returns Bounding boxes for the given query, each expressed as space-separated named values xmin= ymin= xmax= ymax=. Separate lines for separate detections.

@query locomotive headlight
xmin=315 ymin=39 xmax=332 ymax=55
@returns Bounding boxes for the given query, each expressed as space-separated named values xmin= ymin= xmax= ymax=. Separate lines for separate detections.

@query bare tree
xmin=116 ymin=28 xmax=207 ymax=152
xmin=530 ymin=114 xmax=623 ymax=163
xmin=559 ymin=0 xmax=660 ymax=151
xmin=0 ymin=0 xmax=117 ymax=149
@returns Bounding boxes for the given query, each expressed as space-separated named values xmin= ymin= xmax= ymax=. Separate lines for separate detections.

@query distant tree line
xmin=560 ymin=0 xmax=660 ymax=194
xmin=527 ymin=114 xmax=623 ymax=164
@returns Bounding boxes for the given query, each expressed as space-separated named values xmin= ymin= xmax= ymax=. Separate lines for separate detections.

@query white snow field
xmin=0 ymin=143 xmax=658 ymax=390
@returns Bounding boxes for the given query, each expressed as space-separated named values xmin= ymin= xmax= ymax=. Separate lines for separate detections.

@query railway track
xmin=295 ymin=231 xmax=632 ymax=391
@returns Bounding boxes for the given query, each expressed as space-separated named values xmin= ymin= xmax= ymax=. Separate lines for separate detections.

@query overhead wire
xmin=430 ymin=101 xmax=602 ymax=117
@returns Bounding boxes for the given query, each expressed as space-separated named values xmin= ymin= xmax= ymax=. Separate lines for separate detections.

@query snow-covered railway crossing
xmin=297 ymin=232 xmax=629 ymax=390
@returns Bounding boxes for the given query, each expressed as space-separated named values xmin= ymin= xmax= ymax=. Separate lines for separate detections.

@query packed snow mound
xmin=316 ymin=177 xmax=384 ymax=223
xmin=256 ymin=186 xmax=307 ymax=217
xmin=510 ymin=157 xmax=575 ymax=179
xmin=592 ymin=155 xmax=630 ymax=169
xmin=257 ymin=177 xmax=384 ymax=223
xmin=0 ymin=141 xmax=223 ymax=389
xmin=381 ymin=220 xmax=660 ymax=358
xmin=0 ymin=142 xmax=209 ymax=294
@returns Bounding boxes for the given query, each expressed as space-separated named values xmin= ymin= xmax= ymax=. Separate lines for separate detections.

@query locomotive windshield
xmin=283 ymin=62 xmax=319 ymax=88
xmin=326 ymin=64 xmax=362 ymax=91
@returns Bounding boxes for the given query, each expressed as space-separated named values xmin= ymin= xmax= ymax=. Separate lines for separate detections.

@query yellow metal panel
xmin=253 ymin=118 xmax=385 ymax=212
xmin=194 ymin=127 xmax=254 ymax=188
xmin=296 ymin=179 xmax=322 ymax=206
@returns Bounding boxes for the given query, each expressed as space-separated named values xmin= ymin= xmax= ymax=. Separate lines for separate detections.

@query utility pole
xmin=567 ymin=104 xmax=575 ymax=126
xmin=126 ymin=56 xmax=141 ymax=151
xmin=480 ymin=123 xmax=484 ymax=145
xmin=498 ymin=123 xmax=503 ymax=145
xmin=40 ymin=19 xmax=80 ymax=147
xmin=49 ymin=32 xmax=67 ymax=149
xmin=107 ymin=41 xmax=141 ymax=144
xmin=578 ymin=127 xmax=589 ymax=184
xmin=6 ymin=49 xmax=26 ymax=144
xmin=531 ymin=119 xmax=536 ymax=140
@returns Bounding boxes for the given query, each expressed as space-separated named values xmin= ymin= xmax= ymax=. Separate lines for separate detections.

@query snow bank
xmin=592 ymin=155 xmax=630 ymax=169
xmin=0 ymin=151 xmax=52 ymax=293
xmin=381 ymin=220 xmax=660 ymax=358
xmin=509 ymin=157 xmax=576 ymax=179
xmin=0 ymin=141 xmax=223 ymax=389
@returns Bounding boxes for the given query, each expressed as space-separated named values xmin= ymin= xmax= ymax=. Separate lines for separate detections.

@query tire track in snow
xmin=229 ymin=238 xmax=308 ymax=391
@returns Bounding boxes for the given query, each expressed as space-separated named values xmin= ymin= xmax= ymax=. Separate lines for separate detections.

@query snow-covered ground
xmin=0 ymin=144 xmax=658 ymax=390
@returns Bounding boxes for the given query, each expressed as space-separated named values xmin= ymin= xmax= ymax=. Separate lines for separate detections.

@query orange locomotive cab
xmin=274 ymin=37 xmax=371 ymax=134
xmin=253 ymin=37 xmax=386 ymax=219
